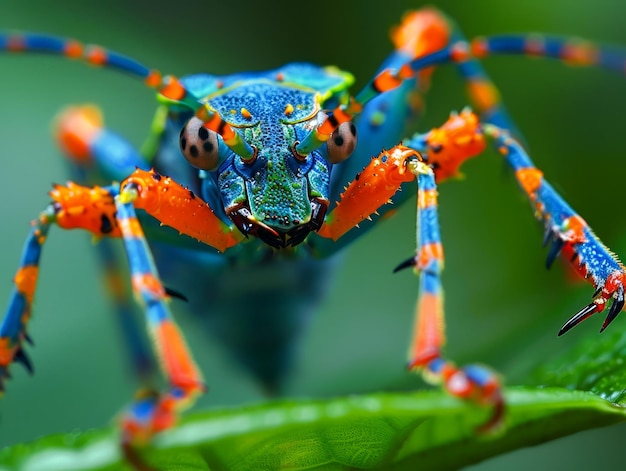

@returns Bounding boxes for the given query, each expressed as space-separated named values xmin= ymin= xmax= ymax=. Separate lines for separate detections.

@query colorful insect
xmin=1 ymin=2 xmax=626 ymax=454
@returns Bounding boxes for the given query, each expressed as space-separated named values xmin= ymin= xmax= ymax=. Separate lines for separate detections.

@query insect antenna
xmin=0 ymin=32 xmax=256 ymax=161
xmin=295 ymin=33 xmax=626 ymax=156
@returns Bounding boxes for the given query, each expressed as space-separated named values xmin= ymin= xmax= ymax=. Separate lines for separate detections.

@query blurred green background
xmin=2 ymin=0 xmax=626 ymax=468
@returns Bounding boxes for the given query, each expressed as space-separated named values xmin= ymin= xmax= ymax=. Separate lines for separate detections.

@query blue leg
xmin=0 ymin=182 xmax=121 ymax=389
xmin=56 ymin=106 xmax=159 ymax=384
xmin=484 ymin=125 xmax=626 ymax=333
xmin=311 ymin=143 xmax=504 ymax=430
xmin=402 ymin=164 xmax=504 ymax=432
xmin=0 ymin=216 xmax=50 ymax=388
xmin=113 ymin=193 xmax=204 ymax=443
xmin=55 ymin=105 xmax=151 ymax=183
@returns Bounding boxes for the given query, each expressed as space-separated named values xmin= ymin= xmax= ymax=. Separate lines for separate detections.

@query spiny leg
xmin=0 ymin=182 xmax=203 ymax=443
xmin=0 ymin=166 xmax=241 ymax=441
xmin=0 ymin=219 xmax=48 ymax=387
xmin=483 ymin=125 xmax=626 ymax=334
xmin=65 ymin=171 xmax=242 ymax=442
xmin=111 ymin=171 xmax=242 ymax=441
xmin=0 ymin=183 xmax=120 ymax=390
xmin=312 ymin=109 xmax=486 ymax=251
xmin=406 ymin=109 xmax=626 ymax=334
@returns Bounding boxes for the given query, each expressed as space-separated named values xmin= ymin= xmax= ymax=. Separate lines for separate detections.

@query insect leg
xmin=55 ymin=105 xmax=151 ymax=181
xmin=0 ymin=214 xmax=50 ymax=389
xmin=313 ymin=140 xmax=503 ymax=430
xmin=55 ymin=105 xmax=160 ymax=383
xmin=96 ymin=239 xmax=158 ymax=384
xmin=301 ymin=9 xmax=626 ymax=159
xmin=113 ymin=193 xmax=204 ymax=443
xmin=483 ymin=126 xmax=626 ymax=335
xmin=312 ymin=109 xmax=486 ymax=255
xmin=0 ymin=183 xmax=121 ymax=391
xmin=400 ymin=166 xmax=504 ymax=433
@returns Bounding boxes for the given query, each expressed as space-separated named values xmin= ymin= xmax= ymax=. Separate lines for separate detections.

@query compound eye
xmin=179 ymin=116 xmax=220 ymax=170
xmin=327 ymin=121 xmax=357 ymax=164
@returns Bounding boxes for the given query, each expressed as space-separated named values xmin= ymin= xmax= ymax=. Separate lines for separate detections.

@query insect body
xmin=1 ymin=7 xmax=626 ymax=445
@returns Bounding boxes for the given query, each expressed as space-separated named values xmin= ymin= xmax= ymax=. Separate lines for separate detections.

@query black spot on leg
xmin=100 ymin=214 xmax=114 ymax=234
xmin=180 ymin=136 xmax=187 ymax=151
xmin=334 ymin=135 xmax=344 ymax=147
xmin=327 ymin=114 xmax=339 ymax=128
xmin=198 ymin=126 xmax=209 ymax=140
xmin=189 ymin=145 xmax=199 ymax=158
xmin=203 ymin=141 xmax=214 ymax=153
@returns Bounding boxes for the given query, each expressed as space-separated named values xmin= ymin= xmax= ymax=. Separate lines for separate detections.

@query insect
xmin=1 ymin=1 xmax=626 ymax=453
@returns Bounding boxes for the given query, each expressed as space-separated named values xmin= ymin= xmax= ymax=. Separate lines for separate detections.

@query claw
xmin=546 ymin=237 xmax=565 ymax=269
xmin=24 ymin=333 xmax=34 ymax=346
xmin=14 ymin=348 xmax=33 ymax=374
xmin=542 ymin=224 xmax=554 ymax=247
xmin=437 ymin=363 xmax=504 ymax=434
xmin=476 ymin=392 xmax=505 ymax=434
xmin=600 ymin=294 xmax=625 ymax=333
xmin=164 ymin=287 xmax=188 ymax=302
xmin=558 ymin=302 xmax=599 ymax=336
xmin=0 ymin=367 xmax=11 ymax=390
xmin=393 ymin=255 xmax=416 ymax=273
xmin=592 ymin=286 xmax=603 ymax=299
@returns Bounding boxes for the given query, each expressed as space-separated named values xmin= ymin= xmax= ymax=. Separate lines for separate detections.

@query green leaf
xmin=1 ymin=387 xmax=624 ymax=471
xmin=532 ymin=328 xmax=626 ymax=403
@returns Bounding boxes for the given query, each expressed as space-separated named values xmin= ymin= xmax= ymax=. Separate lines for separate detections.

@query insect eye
xmin=326 ymin=122 xmax=357 ymax=164
xmin=179 ymin=116 xmax=220 ymax=171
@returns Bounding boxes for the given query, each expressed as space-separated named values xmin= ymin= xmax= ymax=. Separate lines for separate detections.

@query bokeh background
xmin=2 ymin=0 xmax=626 ymax=468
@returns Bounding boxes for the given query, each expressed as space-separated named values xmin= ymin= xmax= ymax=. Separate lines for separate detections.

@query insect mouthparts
xmin=228 ymin=198 xmax=328 ymax=248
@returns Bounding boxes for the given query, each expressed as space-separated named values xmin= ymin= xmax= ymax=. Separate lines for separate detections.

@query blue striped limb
xmin=113 ymin=195 xmax=204 ymax=443
xmin=483 ymin=125 xmax=626 ymax=335
xmin=395 ymin=163 xmax=504 ymax=432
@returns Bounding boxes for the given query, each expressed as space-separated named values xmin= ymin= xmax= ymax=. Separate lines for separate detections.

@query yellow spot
xmin=370 ymin=110 xmax=386 ymax=127
xmin=418 ymin=189 xmax=438 ymax=209
xmin=241 ymin=108 xmax=252 ymax=119
xmin=67 ymin=206 xmax=85 ymax=216
xmin=284 ymin=103 xmax=294 ymax=116
xmin=118 ymin=186 xmax=138 ymax=204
